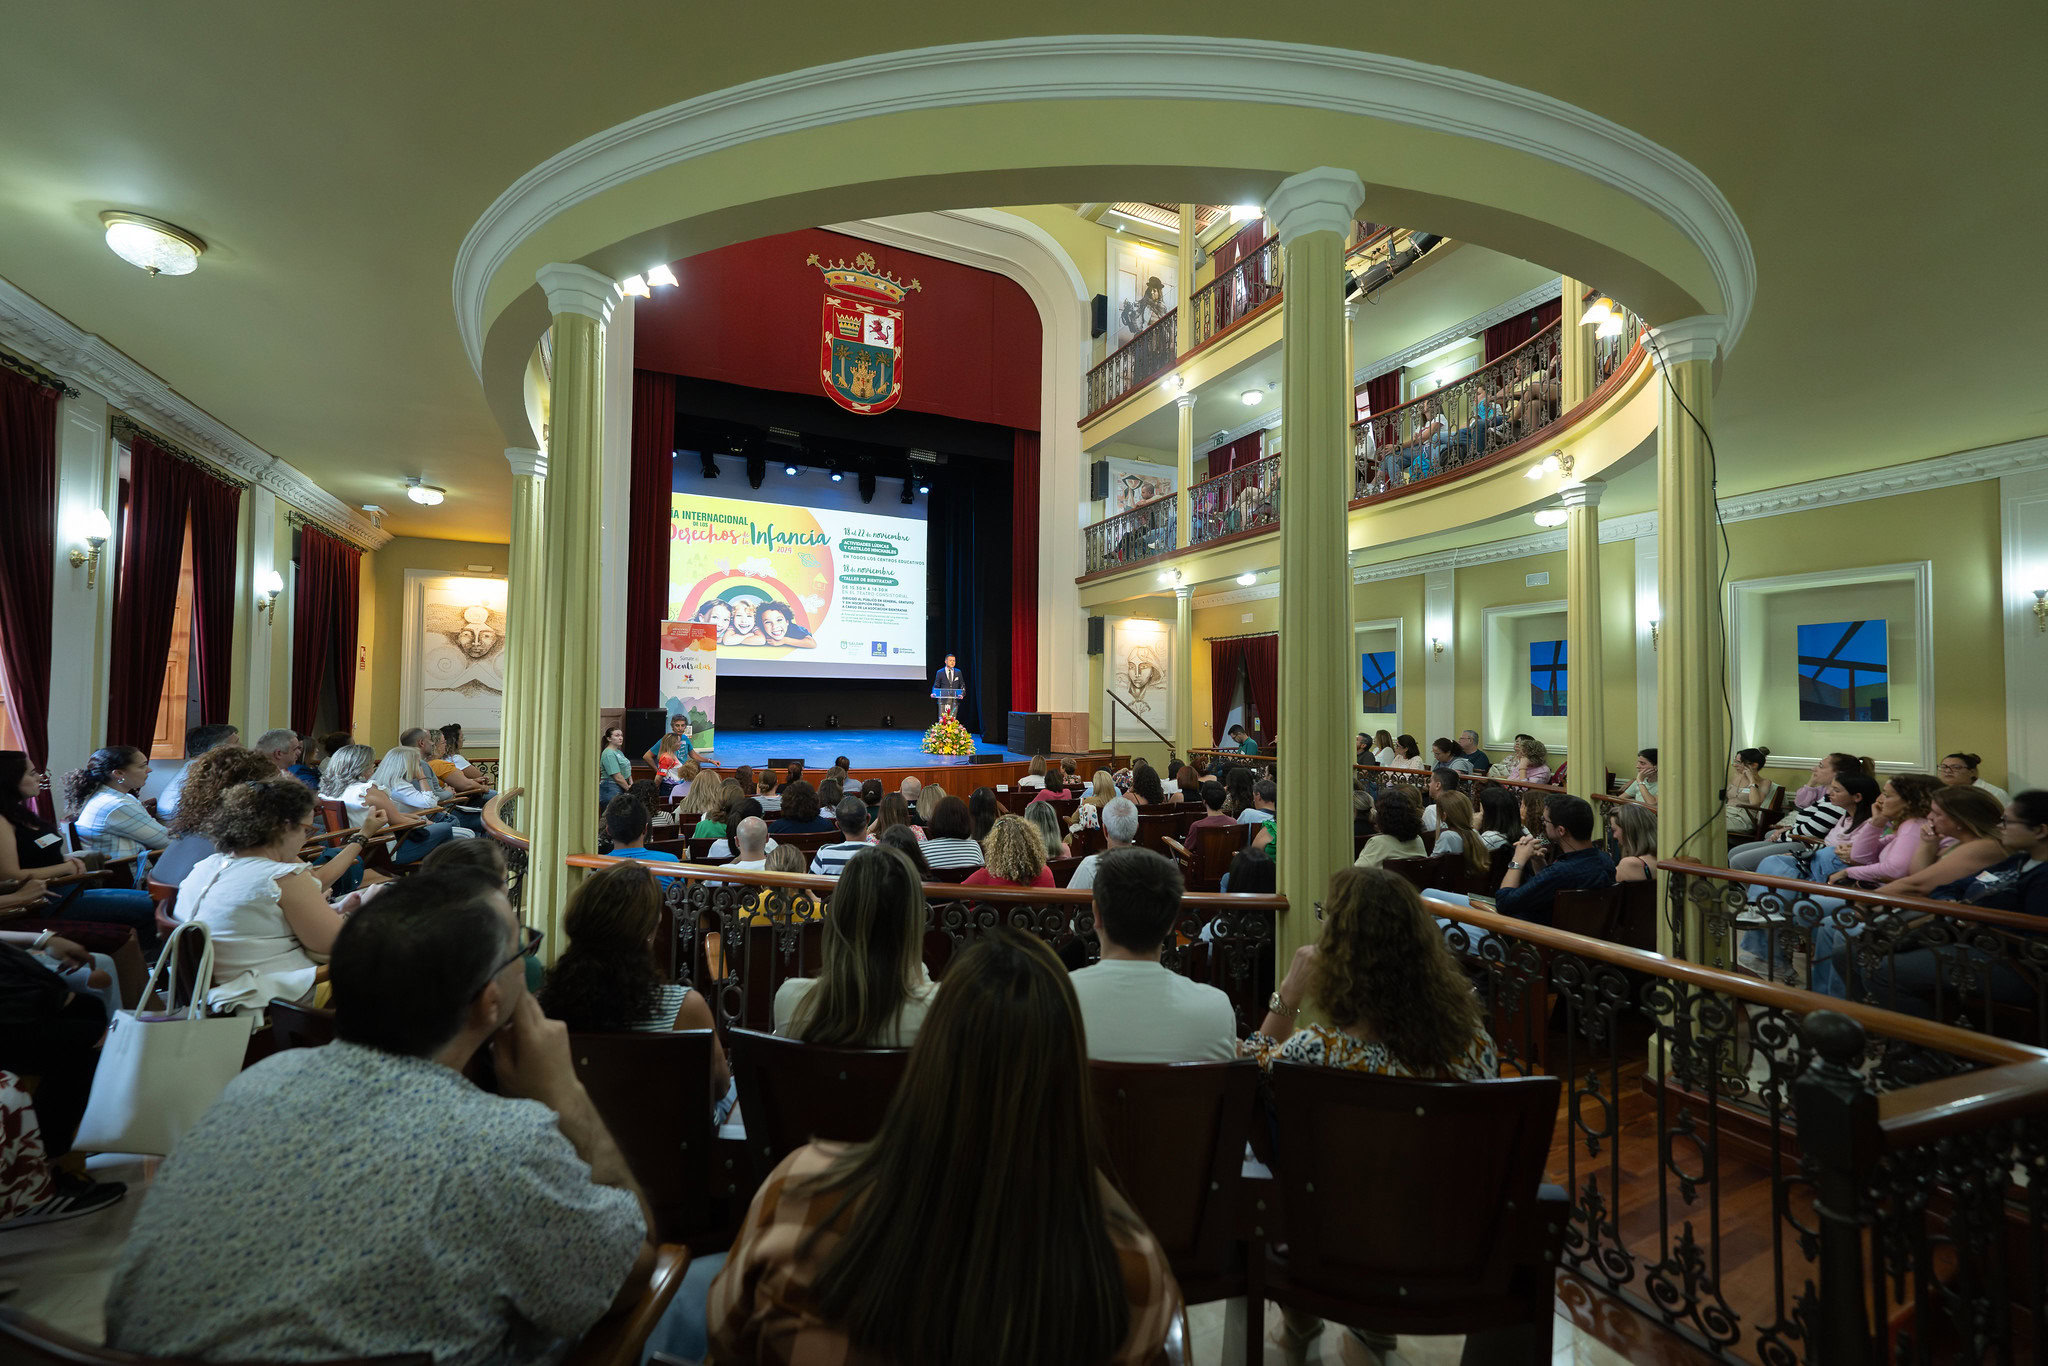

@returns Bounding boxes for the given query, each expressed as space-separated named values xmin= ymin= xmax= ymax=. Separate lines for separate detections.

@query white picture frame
xmin=1105 ymin=238 xmax=1178 ymax=351
xmin=400 ymin=569 xmax=509 ymax=749
xmin=1106 ymin=616 xmax=1174 ymax=743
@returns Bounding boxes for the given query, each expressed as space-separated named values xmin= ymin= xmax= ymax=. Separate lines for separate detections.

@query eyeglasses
xmin=472 ymin=925 xmax=544 ymax=999
xmin=1996 ymin=817 xmax=2042 ymax=830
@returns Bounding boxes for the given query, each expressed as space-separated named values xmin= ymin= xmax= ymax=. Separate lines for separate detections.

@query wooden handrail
xmin=1106 ymin=689 xmax=1172 ymax=756
xmin=1661 ymin=855 xmax=2048 ymax=936
xmin=483 ymin=787 xmax=528 ymax=848
xmin=1876 ymin=1058 xmax=2048 ymax=1148
xmin=1185 ymin=450 xmax=1278 ymax=498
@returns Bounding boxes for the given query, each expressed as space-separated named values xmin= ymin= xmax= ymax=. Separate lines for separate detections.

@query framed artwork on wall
xmin=400 ymin=570 xmax=508 ymax=749
xmin=1106 ymin=616 xmax=1173 ymax=743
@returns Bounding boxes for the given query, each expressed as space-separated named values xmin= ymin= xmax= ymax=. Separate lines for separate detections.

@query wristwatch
xmin=1267 ymin=990 xmax=1297 ymax=1017
xmin=1508 ymin=861 xmax=1525 ymax=872
xmin=344 ymin=833 xmax=369 ymax=848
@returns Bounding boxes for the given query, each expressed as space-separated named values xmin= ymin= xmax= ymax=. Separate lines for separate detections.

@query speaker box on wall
xmin=1087 ymin=616 xmax=1105 ymax=656
xmin=621 ymin=708 xmax=670 ymax=761
xmin=1089 ymin=460 xmax=1109 ymax=501
xmin=1090 ymin=293 xmax=1108 ymax=339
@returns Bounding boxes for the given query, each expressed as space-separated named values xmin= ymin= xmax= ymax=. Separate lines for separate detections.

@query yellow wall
xmin=358 ymin=535 xmax=512 ymax=757
xmin=1349 ymin=572 xmax=1427 ymax=742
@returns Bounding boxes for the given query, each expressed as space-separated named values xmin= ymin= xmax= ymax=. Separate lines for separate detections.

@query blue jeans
xmin=641 ymin=1252 xmax=726 ymax=1365
xmin=1739 ymin=848 xmax=1839 ymax=975
xmin=392 ymin=821 xmax=458 ymax=865
xmin=54 ymin=886 xmax=160 ymax=957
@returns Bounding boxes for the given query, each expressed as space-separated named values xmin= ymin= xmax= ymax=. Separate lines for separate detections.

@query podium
xmin=931 ymin=687 xmax=963 ymax=724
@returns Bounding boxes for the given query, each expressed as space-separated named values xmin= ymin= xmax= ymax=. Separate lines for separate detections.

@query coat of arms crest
xmin=809 ymin=251 xmax=920 ymax=414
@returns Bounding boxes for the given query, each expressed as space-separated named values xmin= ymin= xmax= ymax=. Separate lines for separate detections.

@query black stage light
xmin=746 ymin=455 xmax=765 ymax=489
xmin=825 ymin=712 xmax=839 ymax=728
xmin=881 ymin=713 xmax=894 ymax=727
xmin=750 ymin=712 xmax=765 ymax=727
xmin=857 ymin=472 xmax=876 ymax=503
xmin=899 ymin=478 xmax=913 ymax=505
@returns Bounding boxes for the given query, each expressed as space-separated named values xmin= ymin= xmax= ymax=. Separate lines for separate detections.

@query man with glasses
xmin=109 ymin=873 xmax=656 ymax=1365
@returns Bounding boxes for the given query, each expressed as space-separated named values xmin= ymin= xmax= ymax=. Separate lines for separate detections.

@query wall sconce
xmin=2034 ymin=589 xmax=2047 ymax=634
xmin=1650 ymin=618 xmax=1661 ymax=651
xmin=68 ymin=508 xmax=111 ymax=589
xmin=256 ymin=569 xmax=285 ymax=622
xmin=1431 ymin=637 xmax=1444 ymax=658
xmin=1523 ymin=451 xmax=1575 ymax=481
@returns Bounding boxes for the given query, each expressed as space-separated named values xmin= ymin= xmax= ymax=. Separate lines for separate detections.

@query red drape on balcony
xmin=1203 ymin=432 xmax=1264 ymax=483
xmin=186 ymin=472 xmax=243 ymax=725
xmin=1209 ymin=637 xmax=1247 ymax=747
xmin=1009 ymin=430 xmax=1039 ymax=710
xmin=624 ymin=370 xmax=676 ymax=708
xmin=1209 ymin=220 xmax=1269 ymax=277
xmin=1241 ymin=633 xmax=1279 ymax=747
xmin=290 ymin=525 xmax=361 ymax=736
xmin=1358 ymin=372 xmax=1402 ymax=424
xmin=1482 ymin=298 xmax=1562 ymax=363
xmin=0 ymin=369 xmax=58 ymax=814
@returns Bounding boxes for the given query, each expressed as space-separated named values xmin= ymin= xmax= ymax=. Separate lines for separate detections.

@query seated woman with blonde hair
xmin=1508 ymin=736 xmax=1553 ymax=786
xmin=964 ymin=814 xmax=1053 ymax=889
xmin=1070 ymin=769 xmax=1118 ymax=833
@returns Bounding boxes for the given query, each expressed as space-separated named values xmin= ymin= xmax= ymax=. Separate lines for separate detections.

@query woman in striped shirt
xmin=917 ymin=796 xmax=985 ymax=871
xmin=537 ymin=862 xmax=731 ymax=1117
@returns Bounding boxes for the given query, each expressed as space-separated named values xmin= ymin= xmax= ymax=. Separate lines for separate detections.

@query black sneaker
xmin=0 ymin=1173 xmax=127 ymax=1231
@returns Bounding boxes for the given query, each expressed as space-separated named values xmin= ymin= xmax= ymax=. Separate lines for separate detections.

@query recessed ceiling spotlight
xmin=916 ymin=482 xmax=930 ymax=495
xmin=829 ymin=470 xmax=843 ymax=482
xmin=646 ymin=265 xmax=678 ymax=288
xmin=784 ymin=463 xmax=799 ymax=476
xmin=405 ymin=479 xmax=445 ymax=506
xmin=1240 ymin=389 xmax=1262 ymax=406
xmin=100 ymin=211 xmax=205 ymax=276
xmin=1236 ymin=572 xmax=1257 ymax=586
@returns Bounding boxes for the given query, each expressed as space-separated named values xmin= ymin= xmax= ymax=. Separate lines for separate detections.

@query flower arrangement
xmin=921 ymin=715 xmax=974 ymax=756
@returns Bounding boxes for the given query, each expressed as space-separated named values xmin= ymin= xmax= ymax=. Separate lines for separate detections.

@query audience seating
xmin=1164 ymin=824 xmax=1249 ymax=892
xmin=268 ymin=998 xmax=337 ymax=1051
xmin=560 ymin=1244 xmax=692 ymax=1366
xmin=1551 ymin=881 xmax=1656 ymax=952
xmin=1067 ymin=826 xmax=1106 ymax=857
xmin=1381 ymin=852 xmax=1472 ymax=897
xmin=0 ymin=1311 xmax=429 ymax=1366
xmin=1134 ymin=812 xmax=1184 ymax=853
xmin=1048 ymin=855 xmax=1083 ymax=887
xmin=725 ymin=1028 xmax=909 ymax=1178
xmin=1260 ymin=1066 xmax=1566 ymax=1360
xmin=145 ymin=878 xmax=180 ymax=942
xmin=313 ymin=799 xmax=400 ymax=878
xmin=569 ymin=1030 xmax=727 ymax=1248
xmin=1089 ymin=1060 xmax=1261 ymax=1366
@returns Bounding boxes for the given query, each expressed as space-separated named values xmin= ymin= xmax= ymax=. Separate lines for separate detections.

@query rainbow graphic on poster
xmin=657 ymin=620 xmax=718 ymax=752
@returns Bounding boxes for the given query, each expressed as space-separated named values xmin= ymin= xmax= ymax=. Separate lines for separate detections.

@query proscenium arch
xmin=457 ymin=36 xmax=1754 ymax=444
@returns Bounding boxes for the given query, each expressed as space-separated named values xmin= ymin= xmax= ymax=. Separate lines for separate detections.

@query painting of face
xmin=455 ymin=606 xmax=499 ymax=660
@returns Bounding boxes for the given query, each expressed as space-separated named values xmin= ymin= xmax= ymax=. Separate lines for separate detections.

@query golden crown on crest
xmin=807 ymin=251 xmax=922 ymax=303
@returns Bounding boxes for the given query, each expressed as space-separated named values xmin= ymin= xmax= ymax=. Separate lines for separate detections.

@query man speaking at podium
xmin=933 ymin=654 xmax=963 ymax=722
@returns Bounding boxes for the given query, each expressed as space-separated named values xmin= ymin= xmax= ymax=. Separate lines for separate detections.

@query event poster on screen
xmin=667 ymin=479 xmax=929 ymax=681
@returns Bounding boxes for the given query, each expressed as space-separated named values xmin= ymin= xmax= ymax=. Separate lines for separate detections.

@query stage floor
xmin=697 ymin=727 xmax=1010 ymax=769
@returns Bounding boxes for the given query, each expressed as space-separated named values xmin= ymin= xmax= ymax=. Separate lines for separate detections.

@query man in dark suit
xmin=933 ymin=654 xmax=963 ymax=721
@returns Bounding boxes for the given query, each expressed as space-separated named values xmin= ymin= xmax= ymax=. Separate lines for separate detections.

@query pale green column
xmin=1174 ymin=390 xmax=1195 ymax=555
xmin=1560 ymin=276 xmax=1593 ymax=409
xmin=1650 ymin=316 xmax=1728 ymax=960
xmin=528 ymin=264 xmax=614 ymax=954
xmin=1173 ymin=582 xmax=1194 ymax=766
xmin=1267 ymin=167 xmax=1366 ymax=956
xmin=1561 ymin=479 xmax=1606 ymax=801
xmin=499 ymin=447 xmax=547 ymax=793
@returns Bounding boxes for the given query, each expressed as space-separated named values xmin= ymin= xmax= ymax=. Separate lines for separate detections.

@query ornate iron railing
xmin=1082 ymin=494 xmax=1177 ymax=576
xmin=1187 ymin=451 xmax=1279 ymax=547
xmin=1084 ymin=307 xmax=1178 ymax=418
xmin=1595 ymin=301 xmax=1647 ymax=386
xmin=481 ymin=787 xmax=528 ymax=911
xmin=1661 ymin=858 xmax=2048 ymax=1048
xmin=1351 ymin=319 xmax=1565 ymax=499
xmin=1186 ymin=236 xmax=1280 ymax=350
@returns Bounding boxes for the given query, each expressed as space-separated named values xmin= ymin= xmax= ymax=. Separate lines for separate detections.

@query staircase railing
xmin=1105 ymin=688 xmax=1175 ymax=768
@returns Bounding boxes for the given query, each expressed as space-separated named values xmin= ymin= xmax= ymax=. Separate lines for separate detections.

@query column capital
xmin=1647 ymin=314 xmax=1726 ymax=370
xmin=1266 ymin=167 xmax=1366 ymax=247
xmin=1175 ymin=584 xmax=1194 ymax=601
xmin=1175 ymin=392 xmax=1198 ymax=411
xmin=504 ymin=446 xmax=548 ymax=479
xmin=1559 ymin=478 xmax=1606 ymax=510
xmin=536 ymin=263 xmax=617 ymax=324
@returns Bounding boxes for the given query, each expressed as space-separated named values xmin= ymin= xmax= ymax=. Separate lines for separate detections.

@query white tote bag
xmin=73 ymin=921 xmax=253 ymax=1155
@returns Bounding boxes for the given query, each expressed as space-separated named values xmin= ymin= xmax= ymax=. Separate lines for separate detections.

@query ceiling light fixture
xmin=1524 ymin=452 xmax=1575 ymax=481
xmin=784 ymin=463 xmax=799 ymax=476
xmin=829 ymin=470 xmax=843 ymax=482
xmin=1533 ymin=508 xmax=1568 ymax=528
xmin=1596 ymin=311 xmax=1626 ymax=338
xmin=617 ymin=275 xmax=651 ymax=299
xmin=1236 ymin=572 xmax=1257 ymax=586
xmin=646 ymin=265 xmax=678 ymax=288
xmin=406 ymin=478 xmax=445 ymax=506
xmin=1240 ymin=389 xmax=1262 ymax=406
xmin=100 ymin=211 xmax=206 ymax=276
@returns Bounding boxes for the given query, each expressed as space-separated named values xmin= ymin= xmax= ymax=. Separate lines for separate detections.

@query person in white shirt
xmin=722 ymin=817 xmax=772 ymax=871
xmin=1016 ymin=757 xmax=1047 ymax=791
xmin=1068 ymin=797 xmax=1138 ymax=891
xmin=1420 ymin=765 xmax=1461 ymax=835
xmin=1237 ymin=780 xmax=1276 ymax=826
xmin=1069 ymin=847 xmax=1237 ymax=1062
xmin=321 ymin=744 xmax=458 ymax=865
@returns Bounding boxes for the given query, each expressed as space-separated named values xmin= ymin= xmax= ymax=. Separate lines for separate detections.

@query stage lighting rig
xmin=899 ymin=478 xmax=914 ymax=505
xmin=699 ymin=450 xmax=720 ymax=479
xmin=857 ymin=471 xmax=877 ymax=504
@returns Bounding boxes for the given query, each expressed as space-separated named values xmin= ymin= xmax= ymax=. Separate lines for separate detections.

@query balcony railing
xmin=1084 ymin=307 xmax=1178 ymax=418
xmin=1186 ymin=236 xmax=1280 ymax=351
xmin=1351 ymin=319 xmax=1567 ymax=499
xmin=1082 ymin=494 xmax=1177 ymax=576
xmin=1187 ymin=452 xmax=1279 ymax=547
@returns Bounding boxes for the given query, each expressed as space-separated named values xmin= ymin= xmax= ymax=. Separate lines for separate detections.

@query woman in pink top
xmin=1826 ymin=774 xmax=1944 ymax=887
xmin=1507 ymin=736 xmax=1553 ymax=787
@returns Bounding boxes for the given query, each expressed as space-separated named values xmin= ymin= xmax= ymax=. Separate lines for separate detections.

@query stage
xmin=687 ymin=728 xmax=1126 ymax=796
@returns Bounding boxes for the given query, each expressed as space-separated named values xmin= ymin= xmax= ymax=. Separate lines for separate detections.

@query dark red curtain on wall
xmin=0 ymin=369 xmax=58 ymax=805
xmin=186 ymin=473 xmax=243 ymax=725
xmin=1009 ymin=430 xmax=1039 ymax=710
xmin=290 ymin=525 xmax=361 ymax=736
xmin=1241 ymin=633 xmax=1279 ymax=747
xmin=624 ymin=370 xmax=676 ymax=708
xmin=1209 ymin=220 xmax=1269 ymax=278
xmin=1203 ymin=432 xmax=1264 ymax=483
xmin=1209 ymin=637 xmax=1247 ymax=746
xmin=1482 ymin=298 xmax=1562 ymax=363
xmin=1358 ymin=371 xmax=1402 ymax=423
xmin=107 ymin=439 xmax=201 ymax=747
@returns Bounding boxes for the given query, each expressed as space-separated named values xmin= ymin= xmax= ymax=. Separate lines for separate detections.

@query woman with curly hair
xmin=1243 ymin=868 xmax=1497 ymax=1362
xmin=0 ymin=750 xmax=159 ymax=954
xmin=154 ymin=747 xmax=300 ymax=889
xmin=964 ymin=814 xmax=1052 ymax=889
xmin=768 ymin=780 xmax=835 ymax=834
xmin=538 ymin=861 xmax=731 ymax=1115
xmin=1352 ymin=788 xmax=1425 ymax=869
xmin=1127 ymin=765 xmax=1165 ymax=808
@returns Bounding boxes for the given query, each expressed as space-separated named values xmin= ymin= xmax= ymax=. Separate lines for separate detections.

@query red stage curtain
xmin=1482 ymin=298 xmax=1562 ymax=363
xmin=1209 ymin=637 xmax=1247 ymax=745
xmin=1241 ymin=633 xmax=1279 ymax=748
xmin=107 ymin=439 xmax=202 ymax=747
xmin=0 ymin=369 xmax=58 ymax=812
xmin=186 ymin=472 xmax=243 ymax=725
xmin=1204 ymin=432 xmax=1263 ymax=483
xmin=1009 ymin=429 xmax=1039 ymax=711
xmin=624 ymin=370 xmax=676 ymax=708
xmin=290 ymin=525 xmax=361 ymax=736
